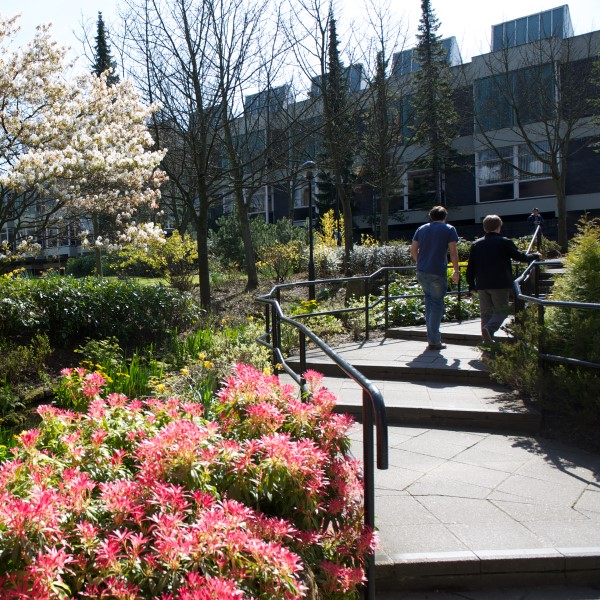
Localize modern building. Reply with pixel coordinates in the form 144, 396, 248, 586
226, 3, 600, 243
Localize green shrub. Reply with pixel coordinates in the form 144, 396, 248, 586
210, 215, 305, 269
0, 333, 51, 384
487, 306, 542, 397
545, 217, 600, 363
347, 244, 411, 275
0, 273, 199, 348
258, 240, 303, 282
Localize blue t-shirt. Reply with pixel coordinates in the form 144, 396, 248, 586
413, 221, 459, 277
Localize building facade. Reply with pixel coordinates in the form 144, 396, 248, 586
226, 4, 600, 242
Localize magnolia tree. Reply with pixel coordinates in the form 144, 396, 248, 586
0, 14, 166, 271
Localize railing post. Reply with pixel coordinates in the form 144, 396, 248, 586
265, 305, 270, 346
362, 389, 376, 600
365, 277, 370, 341
299, 331, 307, 376
384, 270, 389, 333
270, 303, 278, 369
457, 265, 463, 323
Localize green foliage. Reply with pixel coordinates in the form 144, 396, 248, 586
66, 253, 109, 277
546, 217, 600, 363
347, 243, 412, 275
514, 235, 562, 258
258, 240, 303, 282
487, 307, 542, 396
75, 336, 124, 371
0, 380, 25, 419
0, 333, 51, 384
210, 215, 305, 269
456, 239, 472, 262
114, 231, 198, 290
0, 273, 198, 348
165, 318, 270, 381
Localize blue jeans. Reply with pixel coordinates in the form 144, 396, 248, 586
417, 271, 448, 345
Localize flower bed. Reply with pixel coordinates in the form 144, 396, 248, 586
0, 364, 374, 599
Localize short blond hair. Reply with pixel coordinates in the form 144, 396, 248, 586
483, 215, 502, 233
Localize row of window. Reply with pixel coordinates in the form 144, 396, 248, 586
241, 141, 553, 217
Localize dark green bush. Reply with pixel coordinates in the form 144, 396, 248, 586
0, 274, 199, 348
65, 253, 120, 277
210, 215, 306, 268
546, 217, 600, 363
0, 333, 52, 384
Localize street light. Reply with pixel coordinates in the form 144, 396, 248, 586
300, 160, 316, 299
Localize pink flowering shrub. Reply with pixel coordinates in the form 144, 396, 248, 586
0, 364, 375, 599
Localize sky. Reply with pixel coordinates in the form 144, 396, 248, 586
2, 0, 600, 68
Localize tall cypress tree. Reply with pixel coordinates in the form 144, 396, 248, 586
321, 13, 356, 264
412, 0, 457, 205
92, 12, 119, 86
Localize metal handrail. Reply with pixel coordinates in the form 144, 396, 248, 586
260, 264, 467, 342
513, 260, 600, 371
255, 292, 388, 600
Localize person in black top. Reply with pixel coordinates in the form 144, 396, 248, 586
527, 207, 544, 230
466, 215, 541, 342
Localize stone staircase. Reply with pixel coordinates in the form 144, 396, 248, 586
281, 319, 600, 597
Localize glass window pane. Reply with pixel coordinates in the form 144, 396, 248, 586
553, 8, 564, 37
505, 21, 516, 48
479, 184, 514, 202
528, 15, 540, 42
493, 24, 504, 51
541, 10, 552, 38
516, 18, 527, 46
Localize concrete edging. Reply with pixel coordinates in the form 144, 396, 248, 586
375, 547, 600, 591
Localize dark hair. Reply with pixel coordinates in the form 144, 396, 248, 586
429, 206, 448, 221
483, 214, 502, 232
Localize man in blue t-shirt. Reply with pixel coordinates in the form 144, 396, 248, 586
410, 206, 460, 350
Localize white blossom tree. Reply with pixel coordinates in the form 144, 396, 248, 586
0, 14, 166, 269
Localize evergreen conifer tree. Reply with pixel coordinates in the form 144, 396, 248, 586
92, 12, 119, 86
321, 13, 356, 262
412, 0, 458, 205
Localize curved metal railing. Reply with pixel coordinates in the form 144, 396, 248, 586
255, 287, 388, 600
513, 259, 600, 371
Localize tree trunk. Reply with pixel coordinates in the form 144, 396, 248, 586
234, 185, 258, 290
379, 189, 389, 243
195, 211, 211, 309
555, 173, 569, 252
92, 214, 103, 277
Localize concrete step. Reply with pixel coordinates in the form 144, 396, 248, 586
375, 547, 600, 593
286, 336, 494, 386
279, 373, 542, 434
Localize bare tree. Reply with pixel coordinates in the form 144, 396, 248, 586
119, 0, 285, 305
472, 32, 600, 249
356, 1, 424, 242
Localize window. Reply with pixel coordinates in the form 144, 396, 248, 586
478, 147, 514, 185
477, 147, 515, 202
474, 76, 512, 131
518, 142, 551, 178
474, 64, 554, 132
405, 169, 435, 210
476, 143, 553, 203
517, 142, 554, 198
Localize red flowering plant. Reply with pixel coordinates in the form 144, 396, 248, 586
0, 364, 376, 599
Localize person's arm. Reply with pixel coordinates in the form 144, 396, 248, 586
507, 239, 540, 263
410, 240, 419, 264
465, 245, 476, 292
448, 241, 460, 284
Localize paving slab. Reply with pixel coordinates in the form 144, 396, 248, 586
278, 319, 600, 593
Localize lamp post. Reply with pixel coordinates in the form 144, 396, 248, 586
301, 160, 316, 299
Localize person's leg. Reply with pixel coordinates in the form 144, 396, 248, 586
484, 288, 510, 336
478, 289, 494, 333
417, 272, 446, 345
